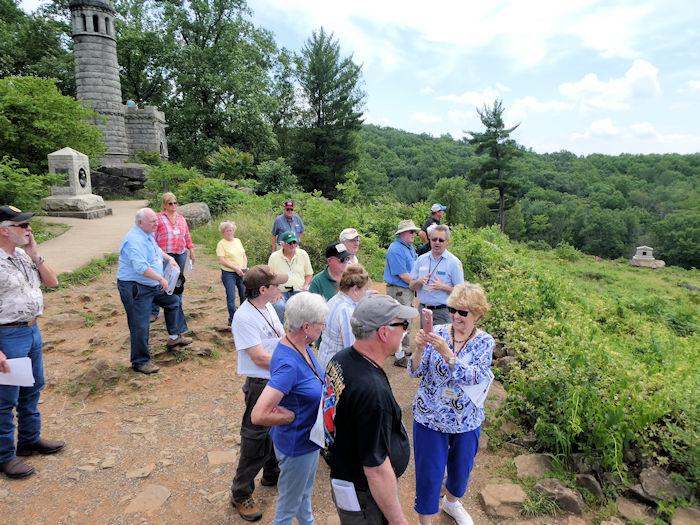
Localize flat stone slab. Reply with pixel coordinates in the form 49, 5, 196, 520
616, 496, 655, 524
125, 484, 171, 514
480, 483, 527, 518
514, 453, 553, 478
672, 506, 700, 525
640, 466, 689, 501
533, 478, 585, 514
126, 463, 155, 479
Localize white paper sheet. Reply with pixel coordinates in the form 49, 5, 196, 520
309, 399, 325, 448
463, 370, 494, 408
162, 264, 180, 295
0, 357, 35, 387
331, 478, 361, 512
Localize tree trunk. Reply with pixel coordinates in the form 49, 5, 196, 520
498, 188, 505, 232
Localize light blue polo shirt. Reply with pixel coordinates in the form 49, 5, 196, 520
410, 249, 464, 306
117, 226, 163, 286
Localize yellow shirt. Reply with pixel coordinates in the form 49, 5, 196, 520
268, 248, 313, 291
216, 238, 246, 272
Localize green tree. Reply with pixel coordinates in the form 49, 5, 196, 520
160, 0, 278, 167
256, 158, 298, 195
0, 76, 104, 174
465, 99, 521, 231
0, 0, 75, 96
206, 146, 255, 181
427, 177, 471, 227
293, 27, 365, 197
653, 211, 700, 269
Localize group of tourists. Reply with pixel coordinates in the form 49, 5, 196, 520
0, 198, 495, 525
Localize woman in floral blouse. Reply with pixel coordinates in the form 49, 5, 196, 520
408, 282, 494, 525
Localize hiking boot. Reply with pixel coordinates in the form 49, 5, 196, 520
393, 356, 407, 368
442, 495, 474, 525
0, 457, 34, 479
260, 476, 278, 486
232, 496, 262, 521
16, 438, 65, 456
167, 335, 193, 348
150, 316, 158, 323
133, 362, 160, 374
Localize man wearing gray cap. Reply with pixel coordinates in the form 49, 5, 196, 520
323, 294, 416, 525
383, 219, 420, 367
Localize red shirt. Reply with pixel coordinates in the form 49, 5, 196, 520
154, 213, 193, 255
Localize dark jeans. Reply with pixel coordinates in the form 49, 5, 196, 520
231, 377, 279, 501
0, 324, 44, 462
152, 251, 188, 318
117, 279, 189, 368
221, 270, 245, 324
331, 482, 388, 525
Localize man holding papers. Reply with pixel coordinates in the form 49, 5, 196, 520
0, 205, 64, 479
323, 295, 416, 524
117, 208, 192, 375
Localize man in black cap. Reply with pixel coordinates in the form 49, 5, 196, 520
0, 205, 65, 479
323, 294, 417, 524
308, 241, 351, 301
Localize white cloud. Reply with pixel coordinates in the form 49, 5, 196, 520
496, 82, 511, 93
419, 87, 434, 94
510, 96, 572, 122
437, 87, 500, 107
631, 122, 656, 139
573, 118, 620, 140
688, 80, 700, 90
410, 112, 442, 124
559, 59, 661, 112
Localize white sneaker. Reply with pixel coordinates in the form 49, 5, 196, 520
441, 495, 474, 525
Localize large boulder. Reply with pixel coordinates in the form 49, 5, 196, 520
178, 202, 211, 229
672, 506, 700, 525
639, 466, 690, 502
479, 483, 527, 518
616, 496, 655, 524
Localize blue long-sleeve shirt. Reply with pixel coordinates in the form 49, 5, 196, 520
117, 226, 163, 286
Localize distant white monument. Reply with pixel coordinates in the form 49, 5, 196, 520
631, 245, 665, 269
41, 147, 112, 219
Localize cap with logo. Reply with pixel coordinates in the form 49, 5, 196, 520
280, 231, 297, 244
284, 200, 294, 209
0, 205, 34, 223
325, 241, 351, 260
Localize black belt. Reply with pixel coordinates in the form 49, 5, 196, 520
0, 318, 37, 327
421, 304, 447, 310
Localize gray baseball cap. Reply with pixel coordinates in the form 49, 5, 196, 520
350, 294, 418, 332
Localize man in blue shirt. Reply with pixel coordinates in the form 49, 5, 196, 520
383, 220, 420, 367
410, 224, 464, 327
117, 208, 192, 374
270, 201, 305, 252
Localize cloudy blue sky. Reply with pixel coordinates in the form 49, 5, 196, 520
21, 0, 700, 156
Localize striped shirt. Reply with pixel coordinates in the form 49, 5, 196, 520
318, 292, 357, 371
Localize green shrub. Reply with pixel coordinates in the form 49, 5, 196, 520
144, 162, 200, 204
555, 241, 582, 262
178, 177, 249, 216
256, 158, 299, 195
206, 146, 255, 181
0, 156, 62, 211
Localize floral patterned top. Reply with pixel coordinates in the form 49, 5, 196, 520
408, 324, 494, 433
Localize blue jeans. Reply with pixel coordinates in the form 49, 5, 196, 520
0, 324, 44, 462
221, 270, 245, 324
272, 290, 300, 324
118, 280, 188, 368
273, 445, 319, 525
413, 421, 480, 515
152, 251, 188, 318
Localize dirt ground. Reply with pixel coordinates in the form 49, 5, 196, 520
3, 247, 523, 525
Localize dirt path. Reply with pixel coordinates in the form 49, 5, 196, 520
3, 247, 519, 525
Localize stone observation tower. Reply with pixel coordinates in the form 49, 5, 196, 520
69, 0, 168, 188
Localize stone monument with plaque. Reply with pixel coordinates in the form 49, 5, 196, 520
630, 245, 665, 269
41, 147, 112, 219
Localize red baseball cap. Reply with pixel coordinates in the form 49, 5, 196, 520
284, 201, 294, 209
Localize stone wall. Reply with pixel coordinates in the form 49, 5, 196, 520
124, 105, 169, 160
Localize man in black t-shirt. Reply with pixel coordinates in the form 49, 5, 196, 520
324, 295, 417, 524
416, 203, 446, 256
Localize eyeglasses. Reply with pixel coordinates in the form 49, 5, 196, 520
285, 208, 294, 211
167, 201, 178, 205
387, 320, 409, 331
286, 240, 297, 245
337, 256, 349, 263
448, 306, 469, 317
431, 237, 447, 243
7, 222, 30, 229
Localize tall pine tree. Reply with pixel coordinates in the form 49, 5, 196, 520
465, 99, 521, 232
292, 28, 364, 197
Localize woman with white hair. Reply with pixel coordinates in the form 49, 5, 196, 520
252, 292, 329, 525
216, 220, 247, 325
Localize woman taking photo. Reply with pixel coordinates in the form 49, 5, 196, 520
318, 264, 371, 370
152, 192, 194, 321
251, 293, 329, 525
216, 220, 247, 325
408, 282, 494, 525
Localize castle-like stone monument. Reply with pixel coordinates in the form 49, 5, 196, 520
69, 0, 167, 193
631, 245, 665, 269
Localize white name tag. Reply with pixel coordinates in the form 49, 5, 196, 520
173, 228, 180, 235
441, 387, 459, 400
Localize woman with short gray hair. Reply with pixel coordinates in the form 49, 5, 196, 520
251, 292, 329, 525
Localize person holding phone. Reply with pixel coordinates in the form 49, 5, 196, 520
408, 283, 494, 525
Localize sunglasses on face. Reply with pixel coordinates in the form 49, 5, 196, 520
285, 208, 293, 211
7, 222, 31, 229
431, 237, 447, 243
448, 306, 469, 317
387, 320, 409, 331
286, 240, 297, 245
337, 256, 349, 263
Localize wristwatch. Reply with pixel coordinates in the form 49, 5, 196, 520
35, 256, 45, 266
448, 356, 456, 366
